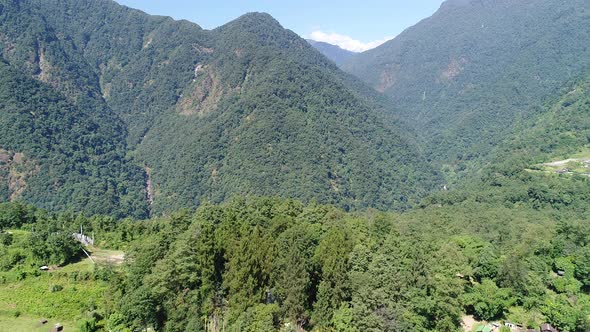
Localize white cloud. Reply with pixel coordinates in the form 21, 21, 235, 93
309, 30, 393, 52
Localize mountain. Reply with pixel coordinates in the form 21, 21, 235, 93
132, 13, 439, 213
0, 0, 439, 215
497, 72, 590, 167
307, 39, 357, 65
343, 0, 590, 174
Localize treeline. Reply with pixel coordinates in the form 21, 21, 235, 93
0, 202, 81, 274
97, 192, 590, 332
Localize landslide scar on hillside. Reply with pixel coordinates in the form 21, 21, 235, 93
377, 63, 400, 93
0, 149, 40, 201
177, 65, 223, 116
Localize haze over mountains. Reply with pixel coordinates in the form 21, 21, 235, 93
343, 0, 590, 176
306, 39, 357, 66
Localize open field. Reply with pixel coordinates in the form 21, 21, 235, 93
0, 276, 104, 331
0, 313, 76, 332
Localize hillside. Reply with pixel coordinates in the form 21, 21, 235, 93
343, 0, 590, 174
306, 39, 357, 66
0, 0, 439, 215
499, 73, 590, 166
135, 13, 438, 213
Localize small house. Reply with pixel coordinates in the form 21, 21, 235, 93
504, 322, 525, 331
476, 325, 492, 332
540, 323, 558, 332
51, 323, 63, 332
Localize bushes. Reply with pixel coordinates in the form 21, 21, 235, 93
0, 231, 13, 246
50, 284, 63, 292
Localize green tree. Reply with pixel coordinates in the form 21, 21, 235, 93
463, 279, 515, 321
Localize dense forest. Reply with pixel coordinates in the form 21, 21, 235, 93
0, 59, 147, 218
0, 0, 440, 216
101, 72, 590, 332
1, 73, 589, 330
1, 167, 589, 331
0, 0, 589, 331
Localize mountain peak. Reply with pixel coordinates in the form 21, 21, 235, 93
442, 0, 474, 6
219, 12, 283, 31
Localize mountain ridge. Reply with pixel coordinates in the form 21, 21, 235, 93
343, 0, 590, 176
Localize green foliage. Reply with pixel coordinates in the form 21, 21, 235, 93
1, 1, 590, 332
0, 202, 35, 230
332, 304, 358, 332
575, 247, 590, 288
0, 56, 147, 217
0, 231, 12, 246
78, 318, 97, 332
135, 12, 439, 213
462, 279, 515, 321
100, 194, 589, 331
232, 303, 280, 332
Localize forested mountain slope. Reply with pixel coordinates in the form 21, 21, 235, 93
426, 71, 590, 212
343, 0, 590, 173
0, 0, 439, 215
136, 13, 438, 213
1, 1, 589, 331
0, 1, 149, 217
3, 73, 590, 330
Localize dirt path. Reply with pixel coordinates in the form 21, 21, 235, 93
89, 248, 125, 265
462, 315, 477, 332
543, 158, 585, 167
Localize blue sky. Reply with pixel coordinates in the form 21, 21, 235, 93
114, 0, 445, 52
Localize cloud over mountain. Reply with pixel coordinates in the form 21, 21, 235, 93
309, 30, 392, 52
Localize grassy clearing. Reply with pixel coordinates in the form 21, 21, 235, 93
570, 146, 590, 159
87, 247, 125, 265
0, 272, 107, 322
0, 232, 122, 330
0, 312, 76, 332
526, 148, 590, 177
